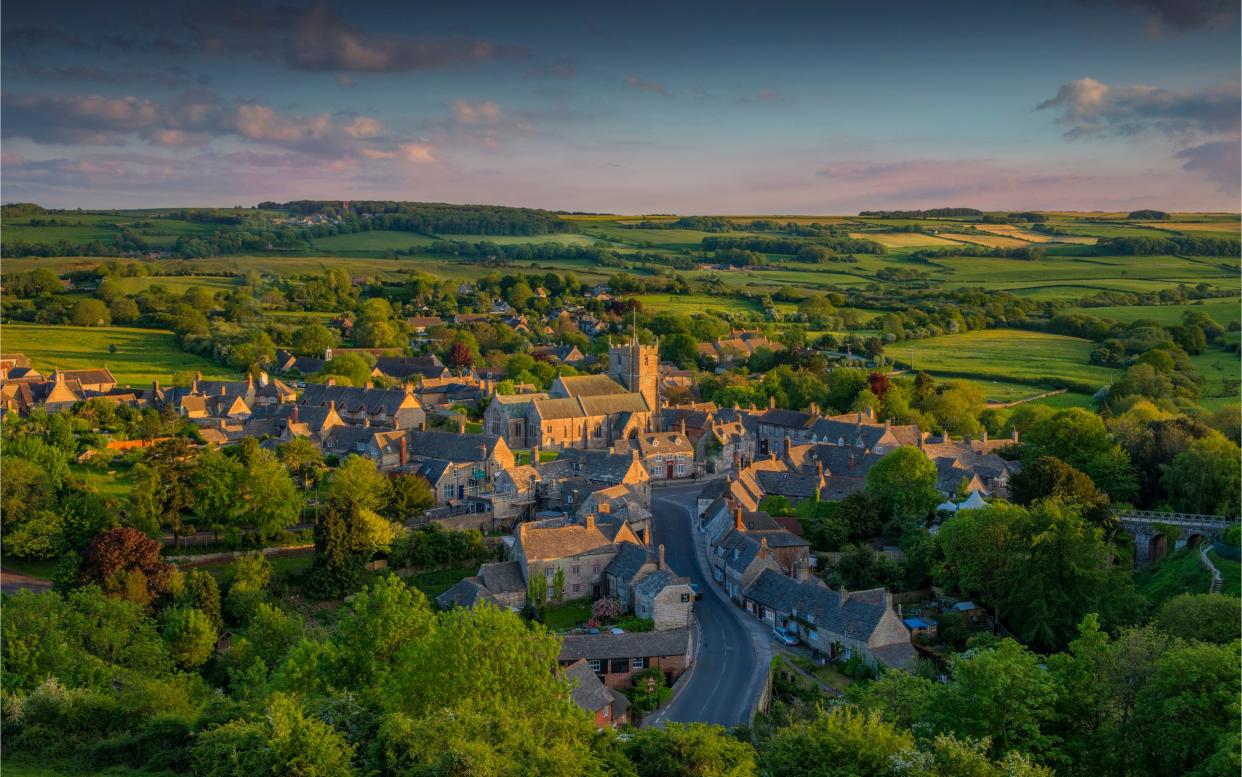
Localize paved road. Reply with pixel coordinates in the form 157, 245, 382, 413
647, 484, 769, 727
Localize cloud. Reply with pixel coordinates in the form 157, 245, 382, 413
1, 90, 433, 164
1176, 141, 1240, 192
452, 100, 503, 125
285, 4, 525, 73
624, 75, 669, 96
738, 89, 782, 104
1, 25, 86, 49
1037, 77, 1240, 138
1105, 0, 1233, 31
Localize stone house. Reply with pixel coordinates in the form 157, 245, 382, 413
565, 658, 629, 729
513, 513, 640, 601
612, 429, 696, 480
558, 628, 692, 690
633, 564, 694, 632
741, 569, 916, 669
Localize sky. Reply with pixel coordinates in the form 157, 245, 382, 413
2, 0, 1239, 213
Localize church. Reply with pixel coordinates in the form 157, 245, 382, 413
484, 335, 660, 451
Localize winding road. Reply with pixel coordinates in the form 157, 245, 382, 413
646, 483, 771, 727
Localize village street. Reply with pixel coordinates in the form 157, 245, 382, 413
647, 484, 771, 727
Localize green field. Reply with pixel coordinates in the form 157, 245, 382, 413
1191, 348, 1242, 411
903, 329, 1118, 391
432, 232, 601, 246
112, 275, 241, 294
1070, 298, 1242, 325
1, 323, 239, 386
310, 230, 440, 253
636, 293, 765, 315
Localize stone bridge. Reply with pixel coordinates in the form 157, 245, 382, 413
1116, 510, 1238, 567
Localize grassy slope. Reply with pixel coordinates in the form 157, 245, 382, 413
903, 329, 1118, 390
1070, 299, 1242, 325
1, 322, 238, 386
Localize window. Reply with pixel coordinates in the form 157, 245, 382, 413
589, 659, 602, 673
680, 593, 690, 603
677, 463, 685, 475
442, 483, 454, 498
572, 565, 580, 575
573, 583, 581, 593
593, 564, 600, 574
631, 657, 645, 670
546, 567, 555, 578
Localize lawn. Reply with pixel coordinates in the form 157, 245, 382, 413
198, 552, 314, 585
405, 565, 477, 599
636, 293, 764, 315
431, 232, 601, 246
69, 461, 136, 502
1, 322, 238, 387
903, 329, 1118, 392
1190, 347, 1241, 411
0, 759, 159, 777
540, 598, 594, 631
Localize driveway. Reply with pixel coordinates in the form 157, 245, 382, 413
645, 484, 771, 727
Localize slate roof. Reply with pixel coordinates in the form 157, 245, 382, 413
300, 384, 417, 416
542, 449, 643, 485
61, 367, 116, 386
756, 470, 823, 499
565, 659, 615, 713
554, 374, 629, 398
698, 479, 727, 502
373, 356, 448, 381
519, 518, 616, 560
743, 569, 904, 646
634, 569, 686, 600
606, 541, 653, 583
490, 392, 548, 418
558, 628, 691, 661
479, 561, 525, 594
435, 576, 502, 610
404, 429, 503, 462
758, 408, 818, 430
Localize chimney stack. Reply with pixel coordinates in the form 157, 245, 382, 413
399, 435, 408, 466
759, 537, 768, 559
784, 433, 792, 455
898, 603, 904, 619
840, 584, 849, 603
816, 460, 824, 478
458, 414, 466, 433
196, 370, 203, 382
981, 428, 988, 445
291, 405, 299, 423
768, 395, 776, 410
1012, 427, 1020, 444
585, 512, 596, 532
810, 402, 819, 416
734, 508, 745, 532
680, 418, 686, 436
884, 418, 891, 432
598, 501, 610, 514
152, 379, 160, 394
642, 527, 651, 546
657, 544, 665, 571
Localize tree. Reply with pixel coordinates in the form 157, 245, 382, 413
191, 693, 355, 777
109, 296, 140, 324
1161, 434, 1241, 516
624, 723, 758, 777
69, 298, 111, 326
551, 567, 566, 604
627, 666, 672, 714
936, 504, 1021, 634
1154, 593, 1240, 644
929, 639, 1059, 760
308, 458, 401, 598
184, 569, 223, 632
162, 606, 216, 669
1134, 640, 1241, 777
1008, 456, 1111, 527
233, 447, 302, 541
292, 323, 338, 357
866, 446, 939, 538
1022, 408, 1138, 502
762, 707, 912, 777
382, 474, 434, 522
78, 527, 174, 607
448, 340, 475, 369
317, 352, 373, 387
277, 437, 324, 490
191, 446, 242, 537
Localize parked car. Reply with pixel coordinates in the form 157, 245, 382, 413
690, 583, 702, 600
772, 626, 799, 646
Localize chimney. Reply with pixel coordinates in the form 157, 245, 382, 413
219, 385, 227, 396
291, 405, 299, 423
1012, 427, 1020, 444
598, 501, 610, 514
981, 428, 988, 445
585, 512, 596, 532
840, 584, 849, 603
783, 433, 792, 455
328, 399, 336, 413
363, 417, 370, 428
458, 414, 466, 433
247, 372, 254, 389
919, 430, 929, 448
399, 435, 408, 466
632, 448, 641, 463
196, 370, 202, 382
796, 559, 809, 581
759, 537, 769, 559
884, 418, 891, 432
420, 416, 428, 431
769, 451, 777, 462
326, 377, 336, 387
856, 411, 863, 424
816, 460, 824, 478
734, 508, 746, 532
657, 544, 665, 571
642, 527, 651, 546
898, 603, 904, 619
768, 395, 776, 409
867, 406, 876, 422
848, 450, 856, 472
680, 418, 686, 436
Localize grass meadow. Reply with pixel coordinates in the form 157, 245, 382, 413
1, 323, 238, 386
902, 329, 1118, 391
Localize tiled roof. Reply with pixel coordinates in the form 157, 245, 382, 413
758, 409, 817, 429
479, 561, 525, 594
404, 430, 502, 462
558, 628, 691, 661
300, 384, 416, 415
435, 577, 503, 610
519, 518, 616, 561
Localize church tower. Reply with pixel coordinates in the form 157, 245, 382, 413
608, 332, 660, 413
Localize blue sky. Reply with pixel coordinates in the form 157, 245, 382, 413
2, 0, 1238, 212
